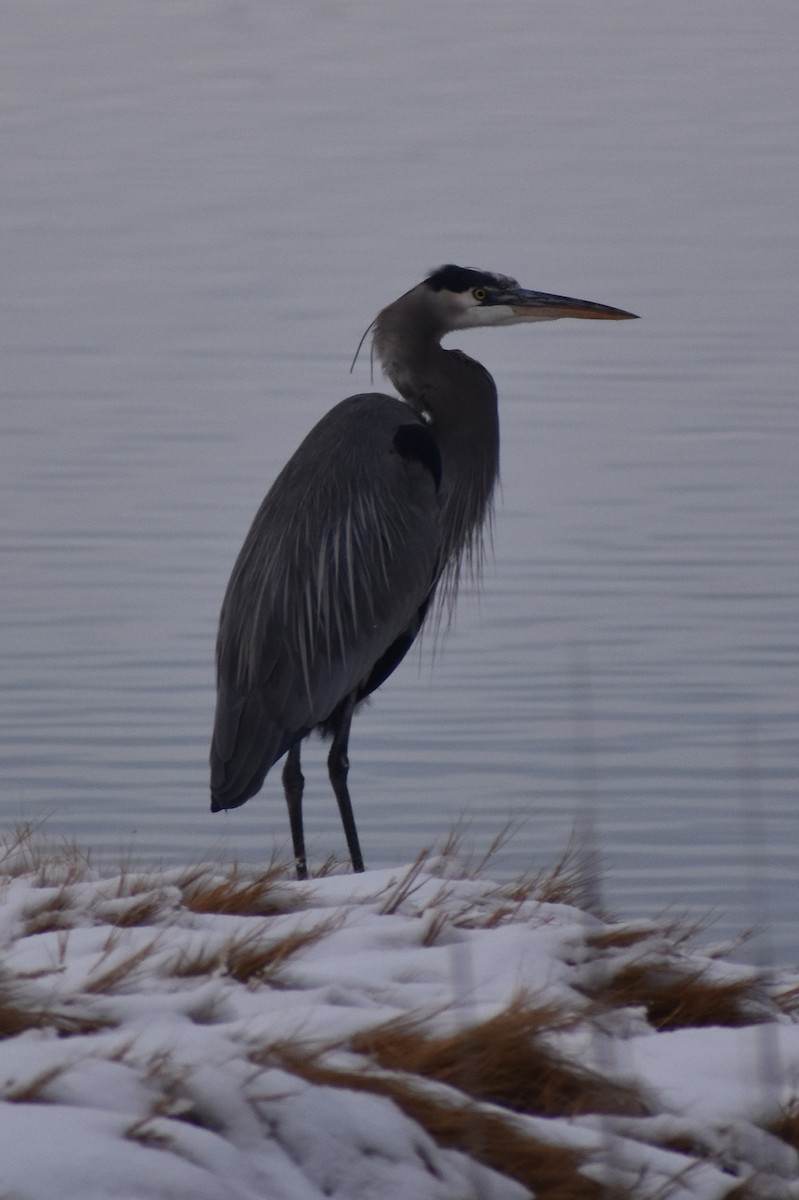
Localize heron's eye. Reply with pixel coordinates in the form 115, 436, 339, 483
472, 288, 487, 302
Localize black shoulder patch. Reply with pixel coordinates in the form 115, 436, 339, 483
393, 423, 442, 491
425, 264, 495, 294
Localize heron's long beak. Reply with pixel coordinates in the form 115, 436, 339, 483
506, 288, 638, 322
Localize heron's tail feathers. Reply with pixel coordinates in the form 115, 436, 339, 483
209, 691, 288, 812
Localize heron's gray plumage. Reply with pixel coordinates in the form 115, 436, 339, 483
210, 264, 637, 877
211, 394, 442, 811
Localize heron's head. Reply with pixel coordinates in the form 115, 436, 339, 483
423, 264, 638, 330
367, 264, 637, 393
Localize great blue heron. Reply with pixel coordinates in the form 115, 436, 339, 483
210, 264, 637, 878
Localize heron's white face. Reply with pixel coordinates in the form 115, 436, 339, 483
436, 271, 540, 331
442, 287, 525, 330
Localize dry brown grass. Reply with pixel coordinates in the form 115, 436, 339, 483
0, 821, 51, 875
0, 823, 92, 888
774, 983, 799, 1018
419, 909, 451, 947
435, 837, 606, 933
169, 917, 337, 984
265, 1044, 614, 1200
97, 892, 169, 928
351, 999, 647, 1120
584, 962, 767, 1030
0, 975, 113, 1039
119, 1049, 233, 1136
432, 819, 559, 890
523, 842, 598, 909
3, 1061, 71, 1103
461, 821, 527, 880
178, 862, 296, 918
722, 1183, 780, 1200
768, 1100, 799, 1154
19, 877, 168, 935
84, 937, 163, 994
246, 991, 652, 1197
378, 848, 436, 915
587, 926, 656, 952
310, 853, 340, 878
124, 1116, 175, 1149
0, 997, 112, 1040
21, 885, 78, 935
411, 821, 591, 905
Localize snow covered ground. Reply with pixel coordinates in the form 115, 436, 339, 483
1, 830, 799, 1199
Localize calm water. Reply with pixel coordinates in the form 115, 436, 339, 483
2, 2, 797, 958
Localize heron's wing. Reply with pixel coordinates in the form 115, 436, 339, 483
210, 393, 441, 810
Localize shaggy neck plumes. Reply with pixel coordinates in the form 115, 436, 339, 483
372, 286, 500, 611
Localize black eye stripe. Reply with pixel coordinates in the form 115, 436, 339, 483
425, 265, 497, 293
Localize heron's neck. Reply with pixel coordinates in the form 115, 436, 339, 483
372, 301, 441, 401
372, 307, 500, 576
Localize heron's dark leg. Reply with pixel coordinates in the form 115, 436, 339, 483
328, 697, 364, 873
282, 742, 307, 881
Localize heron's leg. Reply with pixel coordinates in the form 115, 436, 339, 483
328, 698, 364, 873
282, 742, 307, 881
